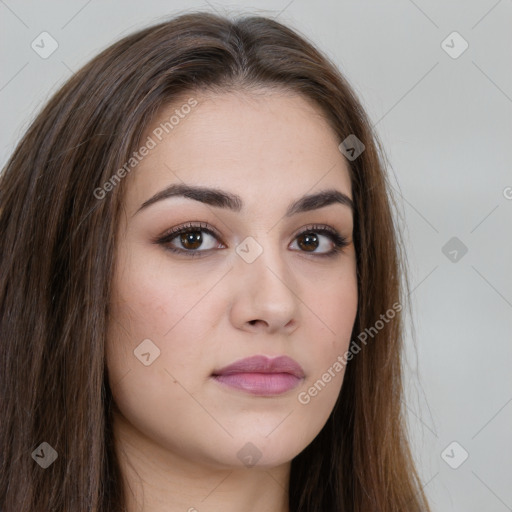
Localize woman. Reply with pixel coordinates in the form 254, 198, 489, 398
0, 11, 431, 512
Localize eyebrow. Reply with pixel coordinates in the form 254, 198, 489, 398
135, 183, 353, 217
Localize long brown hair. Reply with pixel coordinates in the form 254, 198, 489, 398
0, 11, 430, 511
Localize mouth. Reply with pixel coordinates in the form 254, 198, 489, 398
211, 355, 305, 396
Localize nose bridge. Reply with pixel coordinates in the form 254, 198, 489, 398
233, 233, 299, 318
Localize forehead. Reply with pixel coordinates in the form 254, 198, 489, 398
123, 90, 352, 216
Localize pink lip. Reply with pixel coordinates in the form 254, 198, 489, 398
211, 355, 305, 396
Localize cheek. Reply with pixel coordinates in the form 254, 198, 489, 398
106, 249, 226, 392
110, 247, 217, 339
105, 260, 216, 454
293, 266, 358, 416
312, 262, 358, 351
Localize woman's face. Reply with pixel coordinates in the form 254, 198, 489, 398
106, 90, 358, 470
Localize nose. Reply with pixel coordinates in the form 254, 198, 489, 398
228, 241, 300, 335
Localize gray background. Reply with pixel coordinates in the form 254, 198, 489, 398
1, 1, 511, 510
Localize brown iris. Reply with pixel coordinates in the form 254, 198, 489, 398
180, 231, 203, 250
297, 232, 319, 252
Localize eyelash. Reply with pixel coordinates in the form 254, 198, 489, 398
154, 222, 349, 258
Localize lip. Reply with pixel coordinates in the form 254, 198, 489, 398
211, 355, 305, 396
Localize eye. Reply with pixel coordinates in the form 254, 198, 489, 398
154, 222, 224, 258
290, 224, 349, 257
154, 222, 348, 258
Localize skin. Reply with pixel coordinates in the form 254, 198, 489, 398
106, 89, 358, 512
